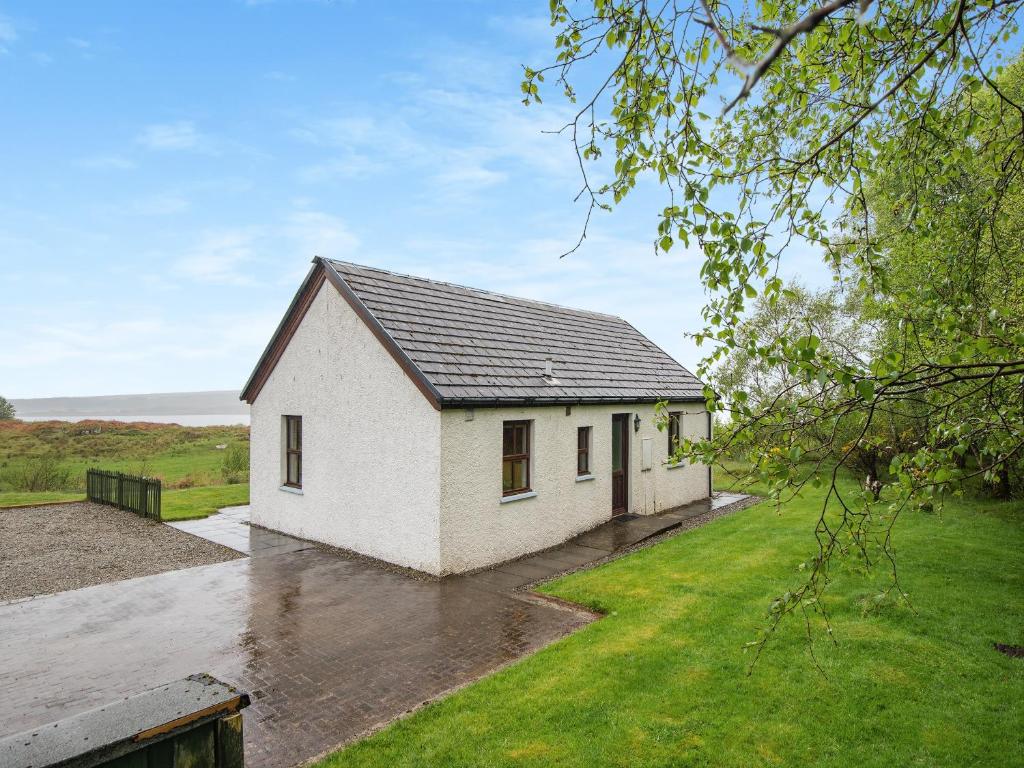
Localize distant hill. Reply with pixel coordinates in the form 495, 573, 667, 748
11, 390, 247, 418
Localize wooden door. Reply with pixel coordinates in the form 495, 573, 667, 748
611, 414, 629, 515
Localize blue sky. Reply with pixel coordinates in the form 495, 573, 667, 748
0, 0, 823, 399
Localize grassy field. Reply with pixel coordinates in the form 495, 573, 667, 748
0, 420, 249, 515
0, 419, 248, 487
321, 478, 1023, 767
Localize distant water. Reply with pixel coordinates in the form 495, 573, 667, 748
19, 414, 250, 427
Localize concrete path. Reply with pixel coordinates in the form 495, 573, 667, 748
0, 493, 750, 768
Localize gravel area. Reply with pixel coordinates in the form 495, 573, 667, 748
0, 502, 243, 603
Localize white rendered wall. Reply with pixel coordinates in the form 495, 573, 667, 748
438, 402, 710, 574
249, 283, 443, 573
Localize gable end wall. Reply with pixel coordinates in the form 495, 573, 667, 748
249, 282, 442, 573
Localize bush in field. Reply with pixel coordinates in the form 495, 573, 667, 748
0, 396, 14, 421
221, 443, 249, 485
4, 454, 74, 492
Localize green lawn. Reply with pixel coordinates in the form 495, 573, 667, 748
321, 481, 1023, 767
160, 483, 250, 521
0, 483, 248, 520
0, 490, 84, 507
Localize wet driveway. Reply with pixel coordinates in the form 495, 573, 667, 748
0, 494, 749, 768
0, 528, 592, 768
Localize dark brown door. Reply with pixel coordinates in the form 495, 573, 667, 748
611, 414, 629, 515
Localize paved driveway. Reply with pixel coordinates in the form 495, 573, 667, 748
0, 540, 589, 768
0, 495, 748, 768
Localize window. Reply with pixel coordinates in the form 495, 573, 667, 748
667, 412, 682, 455
284, 415, 302, 488
502, 420, 531, 496
577, 426, 591, 476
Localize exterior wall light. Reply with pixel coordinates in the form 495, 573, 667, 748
634, 413, 641, 433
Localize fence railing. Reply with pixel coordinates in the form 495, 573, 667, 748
86, 469, 162, 521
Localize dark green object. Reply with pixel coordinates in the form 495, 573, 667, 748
0, 674, 249, 768
86, 468, 162, 521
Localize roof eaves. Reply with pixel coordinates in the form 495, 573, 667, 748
240, 262, 326, 404
437, 394, 708, 409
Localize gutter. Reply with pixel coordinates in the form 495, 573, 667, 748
438, 396, 707, 409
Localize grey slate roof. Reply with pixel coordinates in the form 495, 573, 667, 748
329, 260, 705, 406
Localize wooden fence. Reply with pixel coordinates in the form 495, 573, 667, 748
86, 469, 162, 521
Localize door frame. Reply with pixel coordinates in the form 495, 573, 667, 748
611, 413, 630, 516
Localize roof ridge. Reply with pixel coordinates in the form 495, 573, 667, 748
326, 259, 624, 322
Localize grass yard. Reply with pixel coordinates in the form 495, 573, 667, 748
160, 483, 250, 521
321, 479, 1023, 768
0, 484, 249, 520
0, 490, 84, 507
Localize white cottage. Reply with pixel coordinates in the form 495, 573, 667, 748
241, 258, 711, 575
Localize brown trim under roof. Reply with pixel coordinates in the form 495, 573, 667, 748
240, 265, 326, 404
436, 396, 706, 408
320, 258, 443, 410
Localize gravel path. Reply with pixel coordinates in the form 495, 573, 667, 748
0, 502, 243, 603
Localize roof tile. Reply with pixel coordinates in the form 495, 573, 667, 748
329, 260, 705, 405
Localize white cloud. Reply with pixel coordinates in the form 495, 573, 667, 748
432, 156, 507, 192
0, 306, 284, 393
290, 56, 581, 201
169, 211, 358, 287
131, 193, 190, 216
77, 154, 137, 170
284, 210, 359, 263
264, 70, 296, 82
485, 14, 552, 41
296, 152, 383, 182
0, 14, 17, 54
137, 121, 206, 151
174, 230, 259, 285
291, 102, 575, 201
291, 115, 421, 154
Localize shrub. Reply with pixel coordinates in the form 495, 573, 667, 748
4, 454, 74, 491
221, 442, 250, 485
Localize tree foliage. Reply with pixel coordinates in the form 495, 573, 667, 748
0, 396, 15, 421
526, 0, 1024, 653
